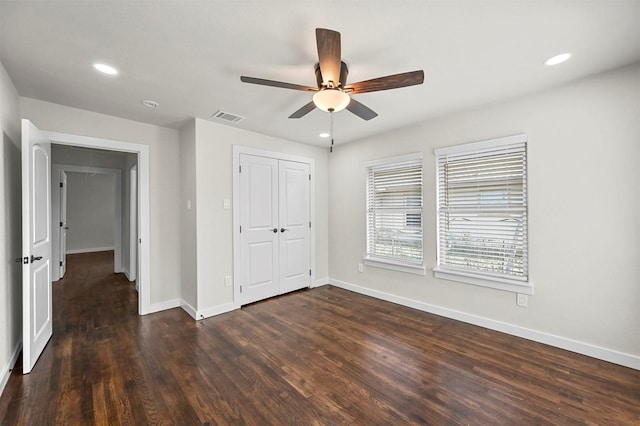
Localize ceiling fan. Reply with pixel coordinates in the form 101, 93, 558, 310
240, 28, 424, 121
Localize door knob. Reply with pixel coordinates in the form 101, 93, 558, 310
280, 228, 289, 233
272, 228, 278, 233
30, 255, 43, 263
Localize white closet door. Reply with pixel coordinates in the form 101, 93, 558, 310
278, 160, 311, 293
238, 154, 312, 305
239, 154, 280, 305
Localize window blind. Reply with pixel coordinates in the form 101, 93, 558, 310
435, 135, 528, 281
366, 154, 423, 265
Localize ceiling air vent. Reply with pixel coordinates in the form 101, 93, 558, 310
212, 110, 245, 123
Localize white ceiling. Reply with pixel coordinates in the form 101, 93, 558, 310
1, 1, 639, 147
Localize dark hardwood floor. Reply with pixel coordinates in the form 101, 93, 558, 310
1, 251, 638, 425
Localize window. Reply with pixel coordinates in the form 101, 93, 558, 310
434, 134, 531, 294
365, 153, 424, 275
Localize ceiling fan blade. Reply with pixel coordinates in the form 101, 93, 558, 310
289, 101, 316, 119
316, 28, 342, 87
346, 70, 424, 94
346, 98, 378, 121
240, 76, 317, 92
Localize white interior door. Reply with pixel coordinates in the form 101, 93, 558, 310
239, 154, 311, 305
21, 119, 53, 374
59, 170, 68, 278
279, 160, 311, 293
239, 154, 279, 305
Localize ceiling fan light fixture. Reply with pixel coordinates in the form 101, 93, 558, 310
313, 89, 350, 113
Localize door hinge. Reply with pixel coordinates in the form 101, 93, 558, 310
309, 221, 311, 228
60, 221, 63, 227
239, 225, 242, 233
239, 165, 242, 173
60, 182, 64, 188
240, 285, 243, 293
309, 269, 312, 276
309, 174, 311, 181
59, 261, 63, 267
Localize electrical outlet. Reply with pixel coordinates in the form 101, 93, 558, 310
225, 275, 232, 287
358, 263, 364, 273
223, 198, 231, 210
516, 293, 528, 307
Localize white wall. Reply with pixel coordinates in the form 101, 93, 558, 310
192, 119, 329, 314
328, 63, 640, 362
179, 120, 197, 309
0, 62, 22, 394
65, 172, 116, 252
20, 97, 181, 305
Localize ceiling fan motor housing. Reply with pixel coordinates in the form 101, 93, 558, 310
315, 61, 349, 89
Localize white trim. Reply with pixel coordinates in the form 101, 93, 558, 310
364, 256, 426, 275
311, 277, 329, 288
434, 133, 527, 156
434, 267, 534, 295
65, 246, 116, 255
42, 130, 151, 316
196, 303, 239, 321
146, 298, 181, 314
328, 278, 640, 370
180, 300, 197, 320
128, 165, 138, 282
365, 151, 423, 168
180, 300, 239, 321
0, 343, 22, 397
232, 145, 316, 307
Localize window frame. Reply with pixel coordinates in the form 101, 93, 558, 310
433, 134, 533, 294
364, 152, 425, 275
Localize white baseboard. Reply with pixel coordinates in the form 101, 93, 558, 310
311, 277, 329, 288
145, 298, 181, 315
194, 302, 239, 320
66, 246, 114, 255
180, 300, 197, 320
1, 342, 22, 397
180, 300, 239, 321
329, 278, 640, 370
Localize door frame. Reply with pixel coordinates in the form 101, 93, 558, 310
232, 145, 315, 306
41, 131, 151, 315
51, 164, 123, 281
129, 165, 138, 283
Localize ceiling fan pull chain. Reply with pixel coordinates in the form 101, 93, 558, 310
330, 110, 334, 153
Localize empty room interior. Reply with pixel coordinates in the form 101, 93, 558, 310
0, 1, 639, 424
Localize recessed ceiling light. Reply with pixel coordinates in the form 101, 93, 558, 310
545, 53, 571, 66
93, 63, 118, 75
142, 100, 159, 108
319, 133, 330, 138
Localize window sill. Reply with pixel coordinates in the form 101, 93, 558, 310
433, 267, 534, 295
364, 257, 426, 275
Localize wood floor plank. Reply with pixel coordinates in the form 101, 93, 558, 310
1, 250, 638, 425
